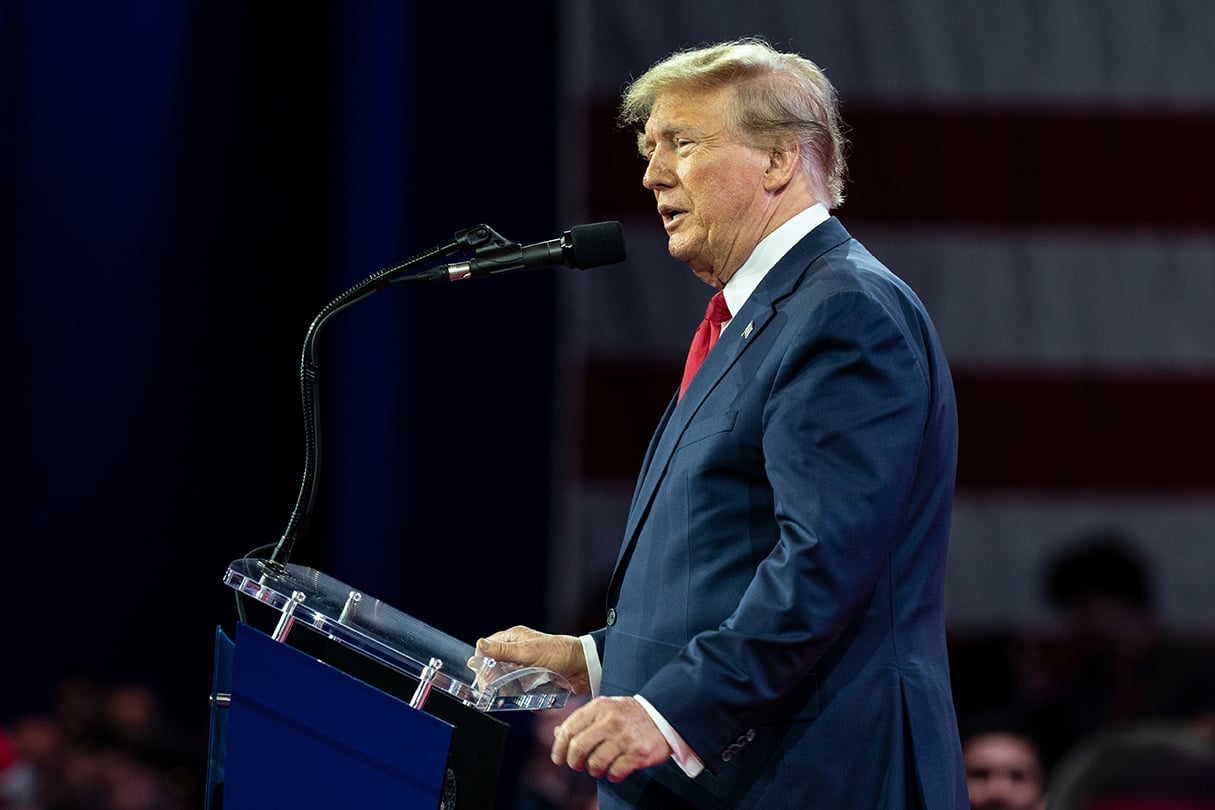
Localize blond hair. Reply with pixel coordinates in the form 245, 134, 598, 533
619, 37, 848, 207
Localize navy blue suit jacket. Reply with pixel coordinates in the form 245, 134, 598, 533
591, 219, 968, 808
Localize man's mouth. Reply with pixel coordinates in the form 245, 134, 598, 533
659, 205, 686, 226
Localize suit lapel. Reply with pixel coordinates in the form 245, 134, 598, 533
608, 219, 854, 592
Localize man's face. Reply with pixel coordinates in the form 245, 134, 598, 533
640, 84, 776, 288
964, 733, 1045, 810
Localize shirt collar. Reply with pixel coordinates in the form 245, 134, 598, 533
721, 203, 830, 318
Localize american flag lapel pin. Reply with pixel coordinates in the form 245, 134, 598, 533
742, 321, 754, 339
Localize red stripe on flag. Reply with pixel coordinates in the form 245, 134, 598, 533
587, 101, 1215, 229
954, 369, 1215, 494
579, 362, 1215, 493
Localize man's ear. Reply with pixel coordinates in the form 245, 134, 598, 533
762, 143, 800, 192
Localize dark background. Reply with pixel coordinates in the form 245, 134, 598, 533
3, 0, 562, 794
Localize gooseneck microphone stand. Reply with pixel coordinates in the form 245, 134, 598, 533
266, 223, 512, 570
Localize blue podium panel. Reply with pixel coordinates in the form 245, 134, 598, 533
223, 622, 453, 809
206, 627, 236, 808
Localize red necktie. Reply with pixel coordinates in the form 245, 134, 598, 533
679, 291, 731, 400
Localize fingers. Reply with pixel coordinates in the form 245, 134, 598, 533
474, 637, 504, 659
476, 625, 524, 651
476, 625, 540, 661
550, 697, 673, 783
551, 703, 623, 779
474, 628, 591, 694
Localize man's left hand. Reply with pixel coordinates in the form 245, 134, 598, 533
550, 696, 673, 782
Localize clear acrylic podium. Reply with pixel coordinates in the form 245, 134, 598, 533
207, 557, 572, 809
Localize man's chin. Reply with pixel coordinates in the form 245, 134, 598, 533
664, 236, 698, 267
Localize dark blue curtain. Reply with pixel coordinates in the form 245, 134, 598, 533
2, 1, 557, 792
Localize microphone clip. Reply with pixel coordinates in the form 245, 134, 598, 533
453, 223, 516, 257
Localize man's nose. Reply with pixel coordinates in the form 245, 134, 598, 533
643, 150, 671, 189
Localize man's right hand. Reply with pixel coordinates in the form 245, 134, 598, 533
475, 625, 591, 694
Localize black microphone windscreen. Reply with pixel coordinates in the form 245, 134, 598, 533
568, 221, 627, 269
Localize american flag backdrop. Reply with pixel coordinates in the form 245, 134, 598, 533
546, 1, 1215, 637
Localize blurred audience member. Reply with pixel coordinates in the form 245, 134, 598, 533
1036, 529, 1215, 764
6, 677, 201, 809
961, 709, 1048, 810
0, 726, 39, 809
1046, 721, 1215, 810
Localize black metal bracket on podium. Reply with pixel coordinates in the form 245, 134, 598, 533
206, 558, 572, 809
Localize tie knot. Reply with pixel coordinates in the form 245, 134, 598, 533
705, 291, 731, 325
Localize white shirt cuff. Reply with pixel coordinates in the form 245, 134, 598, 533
578, 634, 602, 697
634, 695, 705, 778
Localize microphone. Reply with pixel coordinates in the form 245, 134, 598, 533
420, 221, 626, 282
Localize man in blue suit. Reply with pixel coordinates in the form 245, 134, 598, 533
478, 38, 968, 808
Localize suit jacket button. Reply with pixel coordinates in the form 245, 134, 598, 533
721, 749, 734, 762
606, 608, 617, 626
